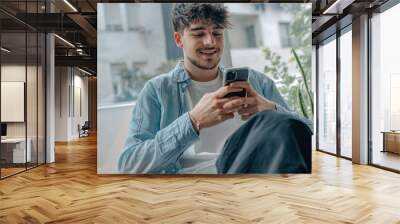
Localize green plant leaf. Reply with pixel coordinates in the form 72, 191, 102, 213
297, 86, 309, 119
292, 48, 314, 115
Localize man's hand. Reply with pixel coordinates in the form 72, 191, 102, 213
222, 81, 276, 120
189, 85, 244, 131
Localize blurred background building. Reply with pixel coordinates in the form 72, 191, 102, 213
97, 3, 307, 106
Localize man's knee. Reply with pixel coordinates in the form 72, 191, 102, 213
244, 110, 311, 150
279, 117, 311, 137
252, 110, 307, 128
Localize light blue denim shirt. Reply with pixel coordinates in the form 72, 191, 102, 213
118, 62, 310, 174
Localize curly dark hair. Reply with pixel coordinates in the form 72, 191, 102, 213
172, 3, 231, 33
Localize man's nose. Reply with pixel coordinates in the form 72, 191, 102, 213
203, 33, 216, 46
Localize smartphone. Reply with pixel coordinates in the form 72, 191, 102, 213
223, 67, 249, 98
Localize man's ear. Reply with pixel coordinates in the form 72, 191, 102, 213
174, 32, 184, 48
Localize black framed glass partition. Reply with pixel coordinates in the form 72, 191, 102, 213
370, 2, 400, 172
0, 0, 28, 178
27, 27, 38, 170
1, 31, 28, 177
316, 24, 353, 160
0, 1, 46, 179
315, 0, 400, 172
317, 35, 337, 155
339, 26, 352, 159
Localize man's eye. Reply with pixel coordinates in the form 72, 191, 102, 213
213, 33, 223, 36
192, 33, 204, 37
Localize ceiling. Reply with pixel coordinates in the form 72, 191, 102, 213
1, 0, 98, 74
311, 0, 390, 44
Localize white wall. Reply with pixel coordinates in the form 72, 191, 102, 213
71, 74, 89, 138
1, 65, 26, 81
97, 104, 133, 174
55, 67, 89, 141
55, 67, 68, 141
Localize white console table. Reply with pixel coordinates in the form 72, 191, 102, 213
1, 138, 31, 163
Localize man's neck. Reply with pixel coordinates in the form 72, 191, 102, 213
183, 60, 219, 82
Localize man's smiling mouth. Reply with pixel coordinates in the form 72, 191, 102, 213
199, 49, 217, 56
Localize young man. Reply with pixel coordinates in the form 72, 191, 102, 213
118, 3, 312, 174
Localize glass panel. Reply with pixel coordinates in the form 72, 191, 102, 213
27, 30, 38, 169
371, 4, 400, 171
0, 1, 46, 178
1, 30, 27, 177
318, 37, 337, 154
26, 0, 38, 169
312, 46, 317, 150
340, 29, 352, 158
38, 32, 45, 165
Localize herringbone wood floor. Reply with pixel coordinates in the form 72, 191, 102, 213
1, 134, 400, 224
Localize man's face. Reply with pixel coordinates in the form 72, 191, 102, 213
175, 21, 224, 70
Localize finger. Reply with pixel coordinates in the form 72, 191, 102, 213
216, 112, 234, 122
223, 113, 235, 120
238, 105, 258, 115
214, 97, 240, 108
242, 97, 257, 107
215, 86, 244, 98
229, 81, 254, 94
225, 96, 257, 110
229, 81, 249, 87
230, 82, 251, 94
215, 108, 235, 115
222, 98, 245, 110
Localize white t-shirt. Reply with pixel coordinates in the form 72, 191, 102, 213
179, 72, 245, 174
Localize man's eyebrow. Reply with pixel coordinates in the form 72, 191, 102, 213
189, 26, 206, 31
189, 26, 224, 31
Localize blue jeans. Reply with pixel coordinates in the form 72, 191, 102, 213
216, 110, 312, 174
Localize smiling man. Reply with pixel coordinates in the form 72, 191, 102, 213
118, 3, 312, 174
